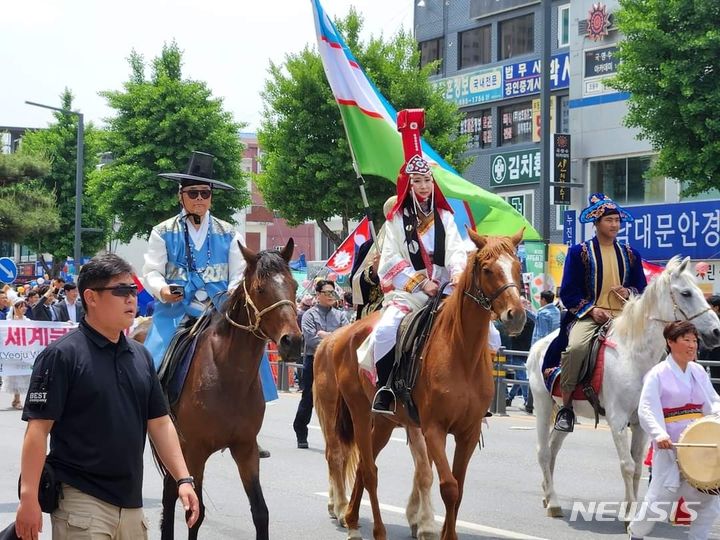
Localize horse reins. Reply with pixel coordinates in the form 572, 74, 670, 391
649, 287, 712, 325
463, 257, 519, 310
224, 280, 296, 340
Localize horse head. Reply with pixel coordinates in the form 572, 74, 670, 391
464, 227, 526, 335
661, 256, 720, 349
226, 238, 303, 362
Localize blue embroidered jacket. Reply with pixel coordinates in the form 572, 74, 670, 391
560, 237, 647, 319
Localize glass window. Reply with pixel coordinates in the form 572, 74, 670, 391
590, 156, 665, 204
557, 5, 570, 48
499, 14, 534, 60
19, 245, 36, 263
419, 38, 444, 75
459, 26, 491, 69
499, 101, 533, 146
0, 241, 13, 258
559, 95, 569, 133
460, 109, 493, 149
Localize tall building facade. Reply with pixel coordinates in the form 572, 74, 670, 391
417, 1, 720, 291
416, 0, 570, 242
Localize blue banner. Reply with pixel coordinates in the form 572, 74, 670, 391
563, 209, 576, 246
503, 52, 570, 99
617, 200, 720, 261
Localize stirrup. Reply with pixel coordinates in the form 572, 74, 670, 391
371, 387, 396, 415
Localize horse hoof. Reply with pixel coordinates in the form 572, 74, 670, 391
417, 531, 440, 540
328, 503, 337, 520
547, 506, 563, 518
339, 516, 349, 529
542, 498, 548, 508
347, 529, 362, 540
410, 524, 418, 538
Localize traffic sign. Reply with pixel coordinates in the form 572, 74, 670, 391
0, 257, 18, 284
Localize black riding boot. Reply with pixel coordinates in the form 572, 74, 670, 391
554, 406, 575, 432
371, 348, 395, 414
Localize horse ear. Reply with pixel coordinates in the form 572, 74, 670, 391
677, 256, 691, 275
510, 227, 525, 247
237, 240, 259, 266
280, 238, 295, 262
466, 226, 487, 250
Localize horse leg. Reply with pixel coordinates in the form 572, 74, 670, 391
534, 390, 563, 516
230, 440, 269, 540
423, 424, 458, 540
343, 402, 386, 540
160, 472, 179, 540
345, 466, 365, 540
629, 423, 648, 500
442, 428, 480, 540
183, 449, 210, 540
325, 431, 348, 522
405, 426, 438, 540
609, 425, 636, 521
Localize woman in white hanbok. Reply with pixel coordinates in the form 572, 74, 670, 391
367, 111, 467, 412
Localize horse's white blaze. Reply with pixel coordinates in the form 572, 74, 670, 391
498, 254, 518, 297
273, 274, 285, 285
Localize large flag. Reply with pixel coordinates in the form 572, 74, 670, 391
642, 260, 664, 282
326, 216, 371, 275
310, 0, 540, 240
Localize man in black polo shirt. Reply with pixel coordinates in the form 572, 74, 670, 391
15, 254, 199, 540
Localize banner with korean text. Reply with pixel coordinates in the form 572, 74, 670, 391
0, 320, 77, 377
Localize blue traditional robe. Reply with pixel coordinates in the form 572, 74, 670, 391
543, 237, 646, 371
143, 212, 277, 401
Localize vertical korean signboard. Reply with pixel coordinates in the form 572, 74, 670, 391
553, 133, 571, 205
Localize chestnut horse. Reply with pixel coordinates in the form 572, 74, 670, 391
314, 229, 526, 540
157, 241, 302, 540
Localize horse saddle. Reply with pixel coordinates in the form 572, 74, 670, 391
544, 321, 612, 427
158, 311, 213, 408
387, 286, 448, 424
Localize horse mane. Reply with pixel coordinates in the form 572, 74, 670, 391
612, 255, 685, 343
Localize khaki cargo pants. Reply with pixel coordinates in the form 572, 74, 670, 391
51, 484, 148, 540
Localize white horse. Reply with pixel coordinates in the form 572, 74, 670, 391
527, 256, 720, 519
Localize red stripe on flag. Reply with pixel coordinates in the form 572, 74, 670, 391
336, 99, 384, 119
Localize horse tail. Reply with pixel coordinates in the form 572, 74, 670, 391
335, 393, 354, 447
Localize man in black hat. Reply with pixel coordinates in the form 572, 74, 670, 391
143, 151, 245, 371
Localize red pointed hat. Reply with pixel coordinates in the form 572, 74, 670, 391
386, 109, 452, 219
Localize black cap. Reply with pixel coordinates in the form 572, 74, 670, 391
159, 151, 236, 191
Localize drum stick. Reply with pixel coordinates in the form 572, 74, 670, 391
673, 443, 718, 448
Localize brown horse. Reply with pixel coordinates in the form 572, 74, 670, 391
158, 240, 302, 540
314, 229, 526, 540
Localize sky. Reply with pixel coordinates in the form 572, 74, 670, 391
1, 0, 413, 132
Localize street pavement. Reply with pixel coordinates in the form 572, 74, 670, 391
0, 390, 717, 539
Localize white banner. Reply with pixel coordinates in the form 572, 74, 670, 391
0, 320, 77, 377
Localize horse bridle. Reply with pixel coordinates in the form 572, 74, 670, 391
650, 287, 712, 325
224, 279, 296, 340
463, 256, 519, 311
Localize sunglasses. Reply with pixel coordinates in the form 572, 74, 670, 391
183, 189, 212, 200
91, 284, 139, 298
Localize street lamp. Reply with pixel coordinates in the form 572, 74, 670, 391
25, 100, 84, 266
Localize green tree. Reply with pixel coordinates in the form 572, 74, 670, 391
612, 0, 720, 195
89, 42, 249, 243
19, 90, 106, 276
258, 10, 468, 244
0, 153, 59, 243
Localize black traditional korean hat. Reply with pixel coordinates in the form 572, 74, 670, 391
159, 151, 235, 191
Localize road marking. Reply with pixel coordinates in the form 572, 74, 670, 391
308, 424, 406, 443
314, 492, 549, 540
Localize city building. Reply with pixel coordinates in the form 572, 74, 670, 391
416, 0, 720, 293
